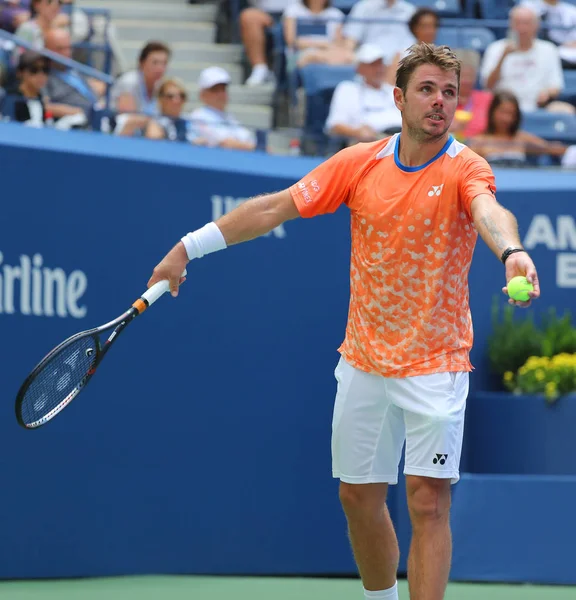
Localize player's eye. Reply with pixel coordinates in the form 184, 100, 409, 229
444, 89, 455, 97
421, 86, 431, 93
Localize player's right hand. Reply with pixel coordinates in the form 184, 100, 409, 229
147, 242, 189, 297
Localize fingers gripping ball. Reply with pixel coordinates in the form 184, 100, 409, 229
507, 276, 534, 302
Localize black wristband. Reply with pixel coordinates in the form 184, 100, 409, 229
501, 247, 526, 264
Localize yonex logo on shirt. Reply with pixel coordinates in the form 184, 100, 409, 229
428, 184, 444, 197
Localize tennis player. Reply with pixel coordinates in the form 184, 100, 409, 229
148, 43, 540, 600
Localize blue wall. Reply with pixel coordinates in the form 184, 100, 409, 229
0, 124, 574, 582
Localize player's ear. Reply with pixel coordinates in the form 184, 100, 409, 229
393, 86, 404, 111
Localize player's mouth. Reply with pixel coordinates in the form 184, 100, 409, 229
426, 113, 445, 124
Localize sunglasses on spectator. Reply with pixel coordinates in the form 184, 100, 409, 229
162, 92, 186, 100
27, 65, 50, 74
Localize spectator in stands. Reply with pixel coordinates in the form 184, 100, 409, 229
241, 0, 294, 86
450, 49, 492, 141
325, 43, 401, 144
386, 8, 439, 84
480, 6, 574, 113
43, 28, 106, 121
521, 0, 576, 68
144, 78, 205, 144
110, 41, 170, 116
0, 0, 30, 33
342, 0, 416, 65
282, 0, 349, 68
469, 90, 567, 166
190, 66, 256, 151
1, 49, 48, 125
14, 0, 68, 51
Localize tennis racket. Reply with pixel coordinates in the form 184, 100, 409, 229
15, 273, 185, 429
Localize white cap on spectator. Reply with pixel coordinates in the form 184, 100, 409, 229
355, 44, 387, 65
198, 66, 231, 90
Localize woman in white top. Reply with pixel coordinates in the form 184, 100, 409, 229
14, 0, 67, 51
283, 0, 350, 68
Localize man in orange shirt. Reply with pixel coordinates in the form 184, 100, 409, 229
148, 43, 540, 600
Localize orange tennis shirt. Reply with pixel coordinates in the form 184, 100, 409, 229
289, 134, 496, 378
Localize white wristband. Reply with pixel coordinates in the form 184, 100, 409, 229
181, 222, 227, 261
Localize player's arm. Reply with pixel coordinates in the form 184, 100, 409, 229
148, 189, 299, 296
471, 193, 540, 307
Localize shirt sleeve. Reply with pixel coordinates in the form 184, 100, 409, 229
546, 43, 564, 91
479, 41, 501, 88
458, 155, 497, 219
325, 81, 358, 131
289, 144, 369, 218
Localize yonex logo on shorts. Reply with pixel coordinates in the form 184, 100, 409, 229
433, 453, 448, 465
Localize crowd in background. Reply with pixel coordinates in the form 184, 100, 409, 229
1, 0, 576, 167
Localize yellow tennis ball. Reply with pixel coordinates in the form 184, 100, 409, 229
507, 276, 534, 302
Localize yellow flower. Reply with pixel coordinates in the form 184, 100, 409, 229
535, 369, 546, 381
504, 371, 514, 382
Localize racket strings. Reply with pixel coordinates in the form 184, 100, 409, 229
20, 336, 98, 425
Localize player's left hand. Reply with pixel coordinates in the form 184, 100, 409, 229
502, 251, 540, 308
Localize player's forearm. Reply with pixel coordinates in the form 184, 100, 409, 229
215, 190, 299, 246
472, 197, 522, 259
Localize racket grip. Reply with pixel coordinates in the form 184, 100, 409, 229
138, 269, 187, 310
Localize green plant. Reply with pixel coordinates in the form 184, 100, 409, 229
488, 298, 543, 377
539, 308, 576, 357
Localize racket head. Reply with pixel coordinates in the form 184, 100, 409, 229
15, 329, 101, 429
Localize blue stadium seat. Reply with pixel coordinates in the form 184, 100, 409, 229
479, 0, 514, 19
299, 64, 356, 150
332, 0, 357, 14
299, 63, 356, 97
562, 69, 576, 98
436, 26, 496, 52
411, 0, 462, 16
522, 110, 576, 144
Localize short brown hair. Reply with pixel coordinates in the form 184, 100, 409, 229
158, 78, 188, 101
138, 41, 171, 65
395, 43, 461, 95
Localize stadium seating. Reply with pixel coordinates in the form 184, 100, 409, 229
436, 25, 496, 52
522, 110, 576, 144
299, 63, 355, 150
411, 0, 462, 17
479, 0, 515, 19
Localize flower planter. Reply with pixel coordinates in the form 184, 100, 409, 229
466, 392, 576, 475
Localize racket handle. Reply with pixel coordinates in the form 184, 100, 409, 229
137, 269, 187, 311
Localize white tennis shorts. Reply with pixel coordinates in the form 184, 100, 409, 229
331, 357, 469, 485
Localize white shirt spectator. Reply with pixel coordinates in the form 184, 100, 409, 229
110, 70, 159, 116
480, 38, 564, 112
283, 2, 345, 43
325, 77, 402, 133
343, 0, 416, 62
190, 106, 256, 148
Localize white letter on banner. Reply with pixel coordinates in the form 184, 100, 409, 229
67, 271, 88, 318
523, 215, 557, 250
557, 253, 576, 288
556, 216, 576, 250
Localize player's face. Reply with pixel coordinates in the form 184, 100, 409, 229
395, 64, 459, 142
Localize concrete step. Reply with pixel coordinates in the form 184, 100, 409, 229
168, 62, 244, 85
185, 83, 274, 107
76, 0, 218, 21
115, 20, 215, 44
119, 41, 242, 66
